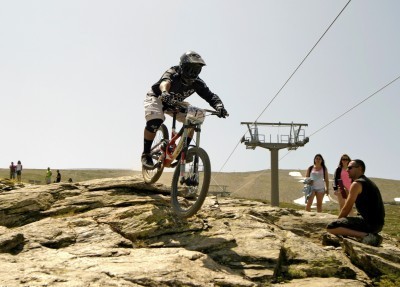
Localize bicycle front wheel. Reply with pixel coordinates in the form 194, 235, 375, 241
171, 147, 211, 218
142, 124, 169, 184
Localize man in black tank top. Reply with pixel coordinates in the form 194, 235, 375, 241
326, 159, 385, 246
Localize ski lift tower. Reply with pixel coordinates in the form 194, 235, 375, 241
240, 122, 309, 207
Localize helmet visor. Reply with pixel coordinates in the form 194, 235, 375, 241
182, 64, 202, 80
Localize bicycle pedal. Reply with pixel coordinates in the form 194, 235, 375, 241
153, 161, 162, 169
143, 164, 156, 171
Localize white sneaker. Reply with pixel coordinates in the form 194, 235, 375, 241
361, 233, 383, 247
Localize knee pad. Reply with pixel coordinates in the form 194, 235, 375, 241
145, 119, 163, 133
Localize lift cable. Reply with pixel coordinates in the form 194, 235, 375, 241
215, 0, 352, 176
253, 0, 352, 124
279, 74, 400, 162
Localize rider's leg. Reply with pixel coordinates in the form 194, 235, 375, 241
142, 94, 165, 168
142, 119, 163, 168
143, 129, 155, 157
143, 119, 163, 154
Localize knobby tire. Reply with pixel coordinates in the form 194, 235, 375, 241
171, 147, 211, 218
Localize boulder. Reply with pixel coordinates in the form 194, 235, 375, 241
0, 176, 399, 286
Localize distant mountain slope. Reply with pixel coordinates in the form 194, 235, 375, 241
1, 168, 399, 203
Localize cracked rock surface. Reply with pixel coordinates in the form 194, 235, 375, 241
1, 176, 399, 286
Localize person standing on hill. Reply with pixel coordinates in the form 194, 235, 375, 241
9, 162, 16, 180
16, 160, 23, 182
305, 154, 329, 212
56, 170, 61, 183
327, 159, 385, 246
45, 167, 52, 184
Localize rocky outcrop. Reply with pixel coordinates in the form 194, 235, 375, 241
0, 176, 399, 287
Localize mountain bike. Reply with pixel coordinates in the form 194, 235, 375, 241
142, 102, 223, 218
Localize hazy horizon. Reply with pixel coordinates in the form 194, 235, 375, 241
2, 167, 400, 181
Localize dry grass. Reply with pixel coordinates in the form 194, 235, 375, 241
210, 169, 400, 204
1, 168, 398, 203
0, 168, 139, 184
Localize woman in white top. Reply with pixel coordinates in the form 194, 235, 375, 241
305, 154, 329, 212
16, 160, 23, 183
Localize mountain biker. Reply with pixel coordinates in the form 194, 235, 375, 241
141, 50, 228, 169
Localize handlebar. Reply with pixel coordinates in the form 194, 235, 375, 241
165, 101, 229, 118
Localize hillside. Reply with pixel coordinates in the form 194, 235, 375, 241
1, 168, 399, 204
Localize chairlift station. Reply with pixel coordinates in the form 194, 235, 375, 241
241, 122, 309, 207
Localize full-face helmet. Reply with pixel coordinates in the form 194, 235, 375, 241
179, 51, 206, 85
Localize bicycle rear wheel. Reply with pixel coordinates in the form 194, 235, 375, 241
142, 124, 169, 184
171, 147, 211, 218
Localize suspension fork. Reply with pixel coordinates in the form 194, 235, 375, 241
179, 123, 190, 179
194, 124, 201, 148
179, 123, 201, 180
171, 111, 177, 136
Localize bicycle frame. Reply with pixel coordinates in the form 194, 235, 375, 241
149, 104, 211, 170
143, 103, 223, 217
162, 110, 198, 168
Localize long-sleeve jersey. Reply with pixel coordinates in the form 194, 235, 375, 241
149, 66, 224, 110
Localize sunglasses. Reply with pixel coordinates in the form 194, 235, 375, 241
347, 165, 359, 170
341, 158, 350, 161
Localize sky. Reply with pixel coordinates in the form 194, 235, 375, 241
1, 0, 399, 180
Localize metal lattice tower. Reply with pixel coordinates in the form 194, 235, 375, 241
241, 122, 309, 206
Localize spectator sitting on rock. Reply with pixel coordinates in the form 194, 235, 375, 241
326, 159, 385, 247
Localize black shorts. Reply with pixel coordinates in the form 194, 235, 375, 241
326, 216, 383, 234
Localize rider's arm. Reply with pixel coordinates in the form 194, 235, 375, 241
151, 66, 177, 95
159, 80, 171, 93
193, 78, 224, 109
338, 181, 361, 218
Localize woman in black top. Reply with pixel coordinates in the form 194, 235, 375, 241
333, 154, 352, 212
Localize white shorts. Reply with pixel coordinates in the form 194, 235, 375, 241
144, 93, 187, 123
